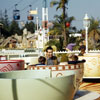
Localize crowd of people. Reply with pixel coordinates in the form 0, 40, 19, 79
66, 40, 86, 56
29, 44, 85, 66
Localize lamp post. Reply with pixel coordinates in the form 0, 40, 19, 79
83, 14, 90, 53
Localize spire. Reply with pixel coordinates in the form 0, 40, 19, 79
43, 0, 47, 8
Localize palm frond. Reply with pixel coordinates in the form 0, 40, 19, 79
50, 1, 59, 7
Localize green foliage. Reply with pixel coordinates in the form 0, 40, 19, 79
89, 17, 100, 31
50, 0, 69, 47
56, 54, 68, 62
96, 43, 100, 50
0, 18, 22, 37
0, 10, 36, 38
0, 10, 13, 37
24, 21, 35, 33
0, 16, 11, 37
1, 28, 10, 38
50, 0, 69, 10
45, 38, 63, 51
88, 17, 100, 50
48, 14, 77, 50
9, 20, 21, 36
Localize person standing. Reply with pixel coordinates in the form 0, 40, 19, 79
79, 41, 86, 51
66, 43, 76, 51
79, 41, 86, 56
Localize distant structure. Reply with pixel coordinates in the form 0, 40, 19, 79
0, 1, 49, 50
42, 0, 49, 33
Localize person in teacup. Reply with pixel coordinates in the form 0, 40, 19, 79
45, 46, 59, 65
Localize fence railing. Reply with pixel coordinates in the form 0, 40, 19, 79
0, 49, 100, 60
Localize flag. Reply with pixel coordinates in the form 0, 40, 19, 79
29, 10, 38, 15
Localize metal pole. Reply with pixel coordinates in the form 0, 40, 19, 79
85, 27, 88, 53
36, 17, 39, 56
36, 16, 38, 31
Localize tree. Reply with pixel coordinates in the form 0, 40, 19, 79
88, 17, 100, 49
48, 15, 75, 50
9, 20, 21, 36
50, 0, 69, 48
4, 9, 9, 27
49, 15, 75, 35
24, 21, 35, 33
0, 9, 11, 37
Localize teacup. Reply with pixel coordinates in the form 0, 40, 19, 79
79, 53, 100, 77
0, 56, 7, 60
0, 60, 24, 72
27, 63, 84, 94
0, 70, 75, 100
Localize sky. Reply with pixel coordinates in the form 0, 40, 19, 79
0, 0, 100, 30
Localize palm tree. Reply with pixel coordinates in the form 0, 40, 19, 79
50, 0, 69, 48
88, 17, 100, 49
48, 15, 75, 35
47, 15, 75, 51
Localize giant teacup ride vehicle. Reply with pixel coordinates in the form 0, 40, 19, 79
0, 70, 76, 100
0, 57, 85, 99
0, 60, 25, 72
79, 53, 100, 78
27, 60, 85, 95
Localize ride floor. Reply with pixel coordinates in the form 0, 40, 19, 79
74, 79, 100, 100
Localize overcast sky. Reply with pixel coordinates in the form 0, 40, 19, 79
0, 0, 100, 30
